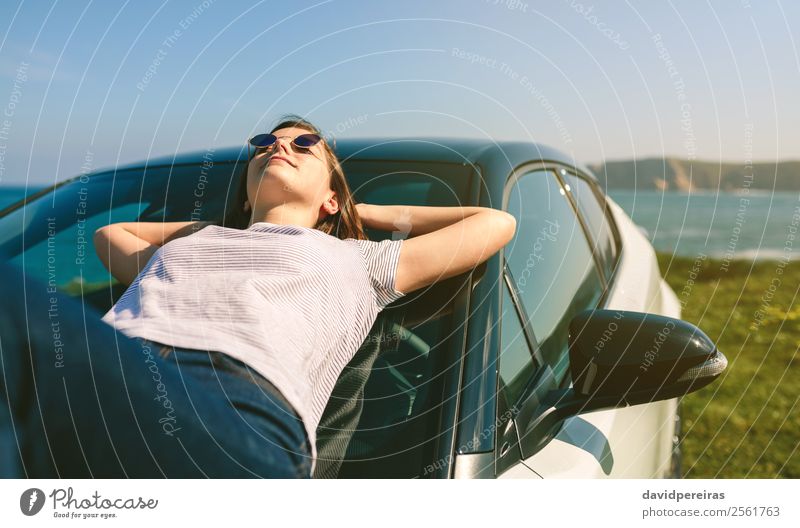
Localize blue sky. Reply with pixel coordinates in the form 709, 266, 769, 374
1, 0, 799, 185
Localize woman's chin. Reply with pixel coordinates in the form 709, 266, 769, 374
255, 177, 298, 197
258, 166, 293, 183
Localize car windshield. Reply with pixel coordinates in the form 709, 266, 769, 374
0, 158, 473, 478
0, 162, 242, 304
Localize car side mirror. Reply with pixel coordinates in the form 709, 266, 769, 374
519, 309, 727, 459
569, 309, 727, 403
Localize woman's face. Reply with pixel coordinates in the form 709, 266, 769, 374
246, 126, 337, 223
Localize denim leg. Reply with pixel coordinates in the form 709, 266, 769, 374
0, 260, 310, 478
169, 348, 314, 478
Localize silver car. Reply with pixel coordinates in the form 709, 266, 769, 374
0, 137, 726, 478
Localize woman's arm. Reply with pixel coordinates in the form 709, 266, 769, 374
356, 203, 493, 236
357, 204, 516, 295
93, 220, 212, 286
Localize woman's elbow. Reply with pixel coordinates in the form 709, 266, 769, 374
93, 226, 109, 257
492, 211, 517, 247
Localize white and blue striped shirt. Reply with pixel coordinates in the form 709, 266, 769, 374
101, 221, 407, 477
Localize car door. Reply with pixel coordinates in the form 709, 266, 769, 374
551, 167, 678, 478
499, 165, 674, 478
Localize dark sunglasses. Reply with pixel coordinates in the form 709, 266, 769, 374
248, 133, 323, 159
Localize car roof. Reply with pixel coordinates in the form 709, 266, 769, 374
105, 136, 597, 181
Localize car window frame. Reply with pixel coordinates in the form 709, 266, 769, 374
501, 161, 608, 395
496, 163, 560, 411
548, 168, 609, 293
588, 172, 624, 290
496, 267, 542, 406
553, 165, 623, 293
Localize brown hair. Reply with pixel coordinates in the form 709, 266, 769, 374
220, 114, 367, 240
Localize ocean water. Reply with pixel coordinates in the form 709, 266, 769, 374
608, 190, 800, 260
1, 186, 798, 260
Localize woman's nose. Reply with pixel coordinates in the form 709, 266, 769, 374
274, 137, 293, 154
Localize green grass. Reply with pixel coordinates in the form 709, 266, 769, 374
655, 251, 799, 478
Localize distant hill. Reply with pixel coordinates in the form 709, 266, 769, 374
587, 158, 800, 192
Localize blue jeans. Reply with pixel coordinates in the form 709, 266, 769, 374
0, 260, 312, 478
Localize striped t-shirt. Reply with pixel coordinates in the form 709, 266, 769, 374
100, 221, 407, 477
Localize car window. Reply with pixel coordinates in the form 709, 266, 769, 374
504, 168, 604, 385
8, 201, 151, 295
342, 160, 472, 209
0, 164, 239, 313
499, 280, 536, 405
559, 170, 619, 282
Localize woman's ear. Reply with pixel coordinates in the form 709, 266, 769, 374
321, 193, 338, 216
243, 200, 251, 213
